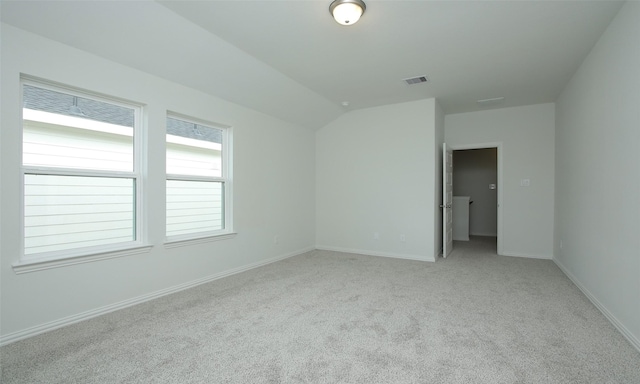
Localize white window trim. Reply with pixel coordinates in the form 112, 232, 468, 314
164, 112, 233, 246
164, 232, 237, 249
19, 77, 148, 267
12, 244, 153, 274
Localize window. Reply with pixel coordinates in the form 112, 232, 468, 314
166, 114, 231, 241
21, 80, 143, 262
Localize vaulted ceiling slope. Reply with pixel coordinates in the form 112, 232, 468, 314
1, 1, 624, 129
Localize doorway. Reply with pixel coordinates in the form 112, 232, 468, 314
449, 143, 502, 255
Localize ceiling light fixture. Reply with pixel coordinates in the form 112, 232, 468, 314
329, 0, 366, 26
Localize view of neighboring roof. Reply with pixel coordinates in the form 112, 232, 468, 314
23, 84, 222, 144
166, 117, 222, 145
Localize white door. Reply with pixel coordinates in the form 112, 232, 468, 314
442, 143, 453, 258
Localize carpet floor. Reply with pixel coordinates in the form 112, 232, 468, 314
1, 237, 639, 383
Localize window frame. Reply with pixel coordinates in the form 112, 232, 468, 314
15, 77, 150, 272
164, 112, 234, 246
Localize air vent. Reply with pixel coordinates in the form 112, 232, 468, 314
477, 97, 505, 107
403, 76, 429, 85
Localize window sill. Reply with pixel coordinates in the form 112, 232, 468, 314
164, 232, 237, 249
12, 245, 153, 274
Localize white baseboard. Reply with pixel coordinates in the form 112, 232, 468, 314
500, 251, 552, 260
0, 246, 314, 347
553, 258, 640, 353
315, 245, 435, 262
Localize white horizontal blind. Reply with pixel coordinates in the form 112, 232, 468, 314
166, 115, 226, 239
22, 81, 139, 259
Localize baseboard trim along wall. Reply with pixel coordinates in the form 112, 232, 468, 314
500, 251, 552, 260
554, 258, 640, 353
0, 246, 315, 347
315, 245, 435, 262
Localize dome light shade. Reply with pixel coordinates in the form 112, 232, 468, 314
330, 0, 366, 26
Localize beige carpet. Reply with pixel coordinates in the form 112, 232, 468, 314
2, 237, 639, 383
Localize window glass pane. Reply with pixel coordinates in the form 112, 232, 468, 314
23, 85, 134, 172
166, 117, 222, 177
23, 85, 135, 127
24, 174, 135, 255
166, 180, 223, 237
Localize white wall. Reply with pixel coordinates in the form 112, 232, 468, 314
0, 24, 316, 342
316, 99, 439, 261
445, 103, 555, 259
453, 149, 498, 236
554, 1, 640, 350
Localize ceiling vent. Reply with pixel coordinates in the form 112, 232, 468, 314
477, 97, 505, 107
403, 76, 428, 85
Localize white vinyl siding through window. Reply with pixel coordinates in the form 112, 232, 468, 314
21, 81, 141, 260
166, 180, 223, 236
166, 115, 229, 240
24, 175, 135, 254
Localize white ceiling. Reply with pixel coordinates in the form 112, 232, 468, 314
1, 0, 624, 129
